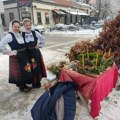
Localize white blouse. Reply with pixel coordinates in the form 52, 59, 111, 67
0, 33, 25, 56
24, 31, 45, 47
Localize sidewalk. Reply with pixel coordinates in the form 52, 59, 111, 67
0, 49, 120, 120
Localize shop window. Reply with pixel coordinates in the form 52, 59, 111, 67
1, 14, 6, 26
45, 12, 49, 24
37, 12, 42, 24
9, 13, 14, 21
86, 9, 88, 14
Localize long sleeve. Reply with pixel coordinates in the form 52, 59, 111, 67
0, 34, 12, 49
35, 31, 45, 48
0, 34, 17, 56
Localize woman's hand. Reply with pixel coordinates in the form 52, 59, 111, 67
35, 45, 39, 49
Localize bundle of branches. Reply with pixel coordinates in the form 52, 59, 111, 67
66, 40, 95, 61
93, 13, 120, 65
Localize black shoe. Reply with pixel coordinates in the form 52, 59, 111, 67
25, 85, 32, 90
19, 85, 31, 92
32, 82, 41, 88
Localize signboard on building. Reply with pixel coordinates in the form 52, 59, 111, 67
0, 2, 4, 13
17, 0, 32, 7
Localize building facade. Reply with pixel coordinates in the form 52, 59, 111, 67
3, 0, 91, 30
0, 1, 4, 39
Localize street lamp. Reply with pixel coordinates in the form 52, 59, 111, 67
69, 7, 71, 13
76, 9, 79, 23
68, 7, 71, 24
96, 10, 99, 21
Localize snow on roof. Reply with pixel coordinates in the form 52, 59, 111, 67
77, 2, 91, 8
67, 11, 90, 16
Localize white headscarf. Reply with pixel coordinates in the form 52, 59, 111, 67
22, 18, 33, 33
22, 18, 32, 25
9, 19, 24, 44
9, 19, 20, 33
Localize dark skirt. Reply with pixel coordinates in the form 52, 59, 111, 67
9, 56, 22, 84
9, 51, 33, 85
27, 48, 47, 83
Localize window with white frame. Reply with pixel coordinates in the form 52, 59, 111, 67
9, 13, 14, 21
37, 12, 42, 24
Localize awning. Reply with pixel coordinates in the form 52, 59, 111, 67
61, 10, 90, 16
52, 9, 65, 15
68, 11, 90, 16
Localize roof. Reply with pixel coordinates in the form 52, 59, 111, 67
77, 2, 91, 8
4, 0, 89, 10
40, 0, 81, 8
53, 0, 80, 8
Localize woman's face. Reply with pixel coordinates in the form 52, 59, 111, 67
12, 22, 20, 33
24, 21, 32, 31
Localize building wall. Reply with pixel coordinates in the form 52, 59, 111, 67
4, 8, 19, 30
33, 2, 86, 27
3, 1, 89, 29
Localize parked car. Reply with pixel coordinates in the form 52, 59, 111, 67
20, 23, 45, 34
55, 23, 77, 31
55, 23, 67, 31
33, 24, 45, 34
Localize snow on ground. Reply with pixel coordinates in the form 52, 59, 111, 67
47, 28, 102, 38
0, 49, 66, 120
0, 40, 120, 120
0, 24, 119, 120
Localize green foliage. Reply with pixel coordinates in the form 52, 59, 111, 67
47, 61, 67, 79
76, 52, 114, 75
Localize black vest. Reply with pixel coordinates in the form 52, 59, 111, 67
22, 31, 37, 49
8, 32, 25, 50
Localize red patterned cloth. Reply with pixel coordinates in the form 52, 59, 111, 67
60, 65, 118, 118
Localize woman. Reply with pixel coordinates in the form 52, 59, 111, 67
22, 18, 47, 88
0, 20, 33, 92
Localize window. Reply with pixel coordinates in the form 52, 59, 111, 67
37, 12, 42, 24
21, 13, 31, 20
45, 12, 49, 24
1, 14, 6, 26
9, 13, 14, 21
86, 9, 88, 14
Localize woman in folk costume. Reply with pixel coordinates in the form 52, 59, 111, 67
22, 18, 47, 88
0, 20, 33, 92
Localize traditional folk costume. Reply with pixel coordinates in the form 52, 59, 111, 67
22, 22, 47, 88
0, 20, 33, 91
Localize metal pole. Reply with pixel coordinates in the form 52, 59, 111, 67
77, 10, 78, 23
17, 0, 21, 21
0, 13, 3, 39
31, 0, 34, 23
0, 1, 4, 39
